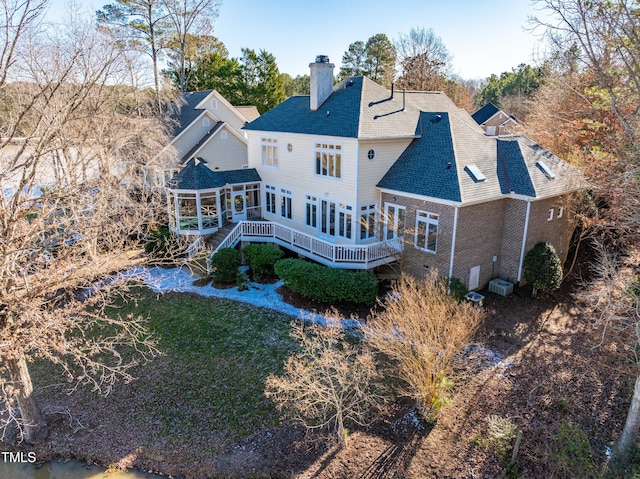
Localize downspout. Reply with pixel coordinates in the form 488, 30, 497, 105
517, 200, 532, 283
448, 205, 459, 283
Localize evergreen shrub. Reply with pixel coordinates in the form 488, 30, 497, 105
274, 258, 378, 305
210, 247, 241, 283
242, 244, 284, 280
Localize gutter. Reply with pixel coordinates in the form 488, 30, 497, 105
517, 199, 532, 283
448, 205, 459, 281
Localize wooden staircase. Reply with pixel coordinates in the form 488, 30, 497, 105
204, 222, 237, 250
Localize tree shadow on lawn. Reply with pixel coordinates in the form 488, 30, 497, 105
415, 284, 631, 479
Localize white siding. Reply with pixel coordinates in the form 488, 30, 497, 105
356, 139, 411, 205
199, 93, 247, 131
198, 127, 247, 171
172, 115, 212, 160
247, 131, 359, 243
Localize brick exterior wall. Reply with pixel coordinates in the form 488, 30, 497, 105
499, 199, 528, 284
452, 200, 507, 290
383, 193, 572, 290
381, 193, 454, 279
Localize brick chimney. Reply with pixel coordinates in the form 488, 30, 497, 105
309, 55, 334, 111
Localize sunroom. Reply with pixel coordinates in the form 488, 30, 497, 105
166, 157, 261, 236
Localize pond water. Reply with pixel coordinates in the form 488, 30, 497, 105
1, 459, 164, 479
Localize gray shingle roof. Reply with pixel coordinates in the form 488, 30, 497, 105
471, 102, 500, 125
170, 90, 213, 137
244, 75, 580, 204
168, 159, 261, 190
179, 121, 224, 163
377, 112, 462, 202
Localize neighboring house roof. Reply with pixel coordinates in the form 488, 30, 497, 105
167, 158, 261, 190
170, 90, 259, 138
179, 121, 224, 164
235, 105, 260, 122
244, 77, 474, 139
170, 90, 212, 137
471, 102, 501, 125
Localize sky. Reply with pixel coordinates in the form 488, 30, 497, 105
46, 0, 552, 81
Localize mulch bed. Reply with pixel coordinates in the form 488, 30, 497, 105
276, 284, 381, 320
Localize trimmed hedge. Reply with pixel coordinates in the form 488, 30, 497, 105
210, 247, 241, 283
242, 244, 284, 280
274, 258, 378, 305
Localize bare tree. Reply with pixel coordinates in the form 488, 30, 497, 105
265, 318, 387, 445
0, 5, 171, 442
363, 272, 484, 421
395, 27, 452, 92
161, 0, 220, 92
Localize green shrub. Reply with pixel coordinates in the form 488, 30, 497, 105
437, 277, 468, 302
274, 258, 378, 305
523, 241, 563, 297
209, 247, 241, 283
242, 244, 284, 280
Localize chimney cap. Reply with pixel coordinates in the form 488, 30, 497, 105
315, 55, 330, 63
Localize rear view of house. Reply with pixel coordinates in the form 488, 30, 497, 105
166, 56, 581, 291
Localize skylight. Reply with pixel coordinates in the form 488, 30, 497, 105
465, 164, 486, 182
536, 160, 556, 180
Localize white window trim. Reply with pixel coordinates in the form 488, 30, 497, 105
280, 188, 292, 220
359, 203, 377, 240
265, 184, 277, 215
315, 143, 342, 179
384, 203, 406, 240
557, 206, 564, 219
548, 208, 554, 221
415, 210, 439, 254
261, 138, 279, 167
305, 194, 318, 228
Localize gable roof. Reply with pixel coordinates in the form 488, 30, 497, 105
167, 158, 261, 191
170, 90, 212, 137
170, 90, 259, 138
471, 102, 501, 125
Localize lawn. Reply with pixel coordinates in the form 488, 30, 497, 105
30, 286, 296, 472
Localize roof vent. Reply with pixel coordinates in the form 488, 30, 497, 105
430, 114, 442, 124
536, 160, 556, 180
346, 79, 354, 88
465, 164, 486, 182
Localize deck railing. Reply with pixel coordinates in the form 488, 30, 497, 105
207, 220, 403, 273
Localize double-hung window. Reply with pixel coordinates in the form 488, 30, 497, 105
261, 138, 278, 166
315, 143, 341, 178
280, 188, 292, 219
415, 211, 438, 253
265, 184, 276, 214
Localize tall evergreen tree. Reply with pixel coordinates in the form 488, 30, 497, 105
340, 34, 396, 87
97, 0, 169, 106
239, 48, 286, 113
